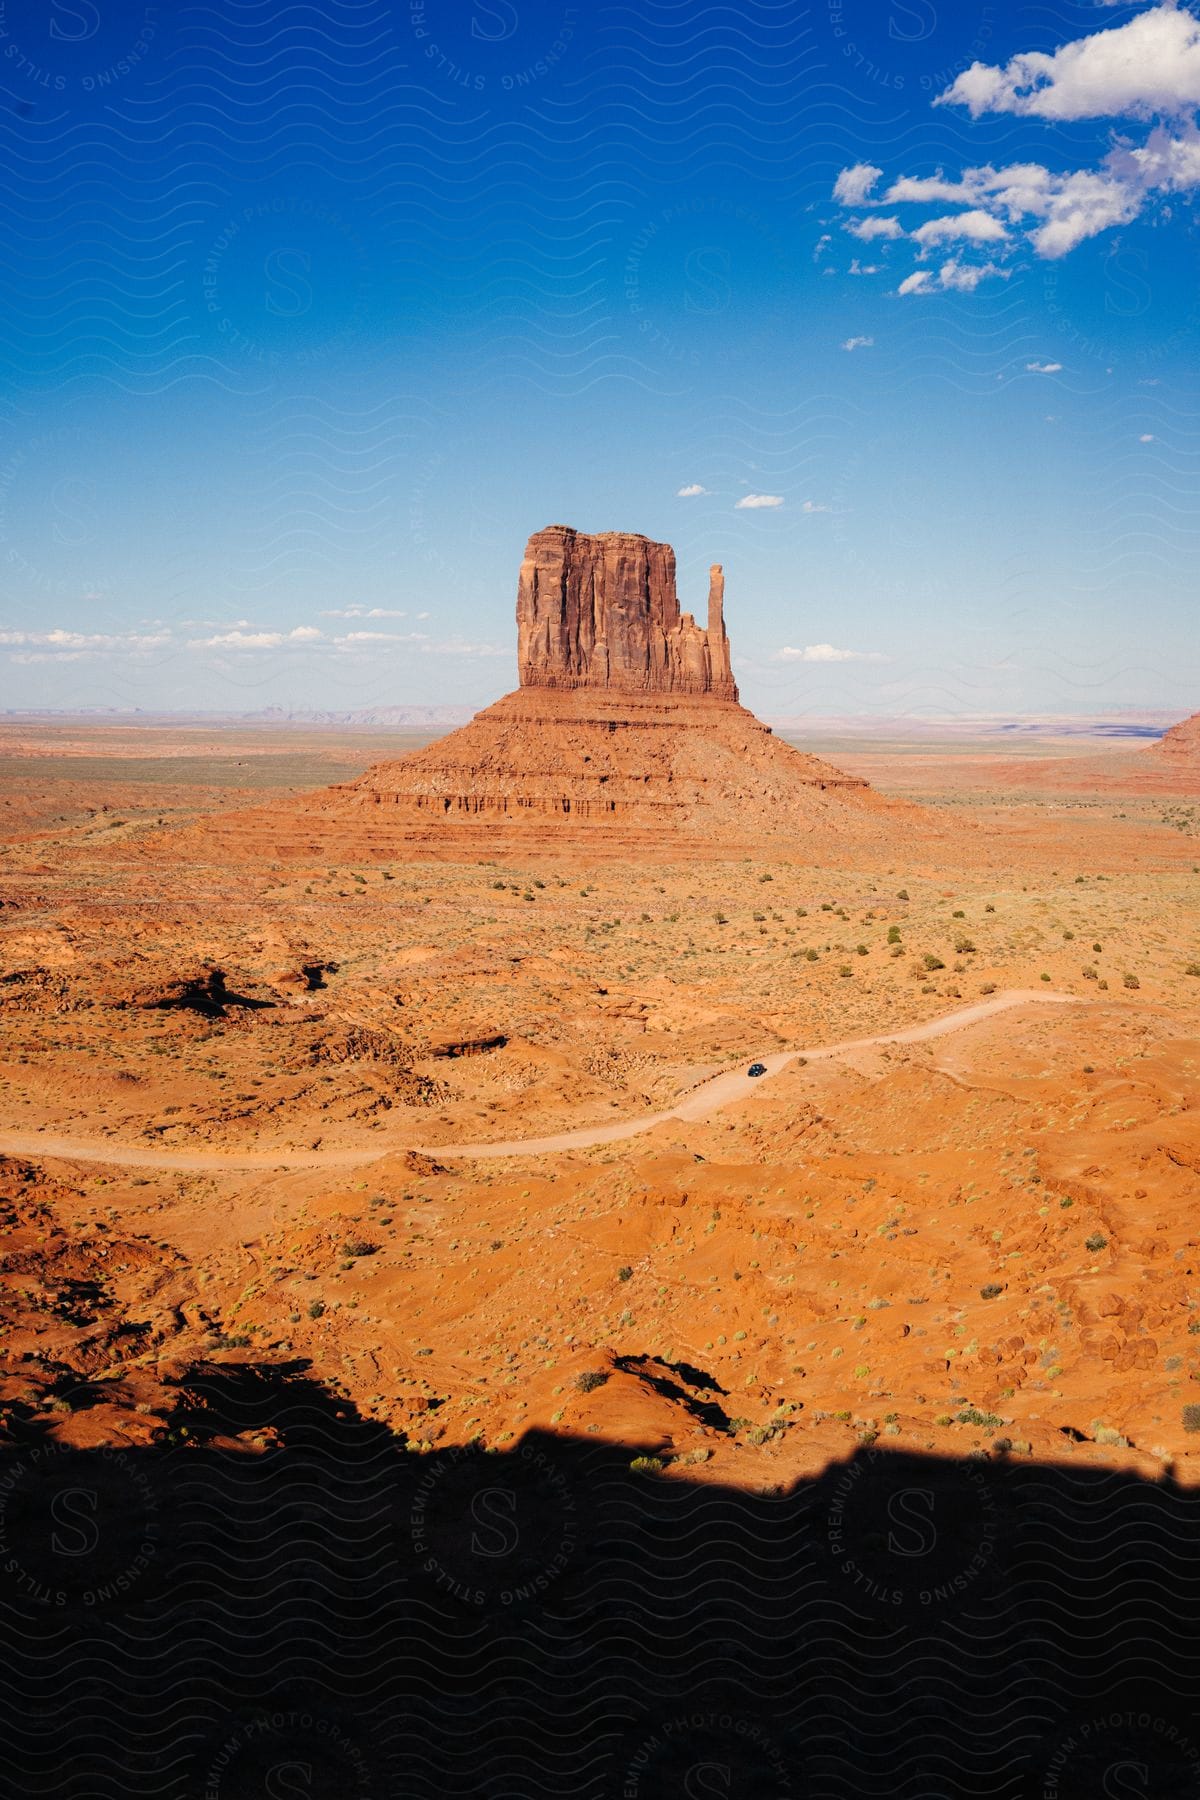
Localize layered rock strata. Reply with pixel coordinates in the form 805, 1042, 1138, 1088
1151, 712, 1200, 764
516, 525, 737, 700
319, 525, 909, 845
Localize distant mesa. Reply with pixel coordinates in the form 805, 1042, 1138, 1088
321, 525, 916, 846
1150, 710, 1200, 763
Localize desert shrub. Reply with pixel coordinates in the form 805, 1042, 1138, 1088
856, 943, 869, 956
804, 948, 819, 962
1183, 1406, 1200, 1434
887, 925, 901, 944
1082, 965, 1098, 980
980, 982, 997, 995
617, 1266, 632, 1282
629, 1455, 664, 1473
984, 903, 995, 912
1085, 1232, 1107, 1252
979, 1283, 1004, 1300
1122, 972, 1140, 989
1186, 963, 1200, 977
343, 1239, 377, 1258
576, 1370, 609, 1393
308, 1301, 325, 1319
957, 1407, 1004, 1430
922, 953, 945, 971
954, 936, 976, 954
838, 965, 853, 978
896, 889, 909, 900
759, 873, 773, 882
952, 910, 965, 919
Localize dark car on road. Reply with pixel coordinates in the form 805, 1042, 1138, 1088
747, 1062, 767, 1078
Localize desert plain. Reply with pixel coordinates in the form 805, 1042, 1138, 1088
1, 707, 1197, 1490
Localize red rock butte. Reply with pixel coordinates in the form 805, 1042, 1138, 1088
1151, 710, 1200, 765
322, 525, 918, 849
517, 524, 738, 700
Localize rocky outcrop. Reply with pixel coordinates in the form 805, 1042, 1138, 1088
516, 526, 737, 701
1151, 712, 1200, 761
313, 524, 924, 849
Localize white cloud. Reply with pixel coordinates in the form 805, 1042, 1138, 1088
846, 216, 905, 241
773, 643, 889, 663
939, 5, 1200, 123
911, 209, 1009, 251
735, 493, 783, 509
886, 173, 978, 206
940, 258, 1010, 292
190, 626, 323, 651
1026, 360, 1063, 372
813, 234, 832, 260
847, 260, 882, 276
0, 628, 170, 655
321, 605, 408, 619
336, 630, 429, 645
1140, 432, 1157, 442
676, 483, 708, 497
842, 334, 875, 350
833, 162, 883, 204
898, 259, 1009, 295
838, 13, 1200, 281
801, 500, 831, 513
1027, 165, 1142, 256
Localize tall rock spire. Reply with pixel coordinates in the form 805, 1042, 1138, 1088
516, 525, 738, 701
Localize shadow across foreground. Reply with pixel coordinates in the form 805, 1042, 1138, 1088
0, 1361, 1198, 1797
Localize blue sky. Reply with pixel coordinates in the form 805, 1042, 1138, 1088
1, 0, 1198, 719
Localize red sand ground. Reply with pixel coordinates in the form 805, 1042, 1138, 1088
1, 720, 1198, 1485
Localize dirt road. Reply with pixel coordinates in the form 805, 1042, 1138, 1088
0, 989, 1076, 1172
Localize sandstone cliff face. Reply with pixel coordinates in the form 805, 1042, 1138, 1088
312, 524, 922, 849
516, 525, 737, 701
1152, 712, 1200, 761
